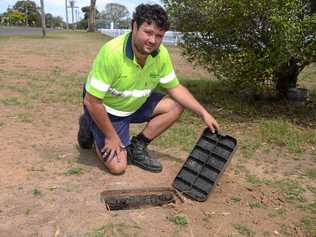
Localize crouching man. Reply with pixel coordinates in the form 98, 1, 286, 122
77, 4, 219, 174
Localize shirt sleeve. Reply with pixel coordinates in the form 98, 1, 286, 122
85, 45, 114, 99
158, 47, 180, 89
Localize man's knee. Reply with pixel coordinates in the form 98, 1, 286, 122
153, 96, 184, 117
96, 146, 127, 175
167, 98, 184, 117
105, 151, 128, 175
107, 162, 127, 175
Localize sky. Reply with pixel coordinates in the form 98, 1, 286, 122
0, 0, 162, 21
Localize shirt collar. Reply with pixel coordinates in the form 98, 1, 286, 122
125, 32, 159, 60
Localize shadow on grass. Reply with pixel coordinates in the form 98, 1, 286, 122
76, 147, 104, 170
182, 79, 316, 127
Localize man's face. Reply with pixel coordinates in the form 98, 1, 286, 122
132, 21, 166, 56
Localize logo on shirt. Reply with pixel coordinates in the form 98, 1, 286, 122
149, 73, 159, 79
109, 88, 122, 96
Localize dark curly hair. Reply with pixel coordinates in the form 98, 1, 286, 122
132, 4, 170, 31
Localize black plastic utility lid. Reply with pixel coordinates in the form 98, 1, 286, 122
172, 128, 237, 201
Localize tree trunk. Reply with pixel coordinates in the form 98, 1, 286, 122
275, 58, 301, 97
87, 0, 96, 32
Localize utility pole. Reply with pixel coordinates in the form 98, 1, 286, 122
40, 0, 46, 37
69, 0, 79, 30
25, 7, 28, 26
65, 0, 69, 29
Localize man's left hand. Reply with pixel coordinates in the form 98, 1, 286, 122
201, 111, 219, 133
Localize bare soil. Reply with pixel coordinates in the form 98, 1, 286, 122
0, 32, 315, 237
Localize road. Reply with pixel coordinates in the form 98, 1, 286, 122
0, 26, 63, 36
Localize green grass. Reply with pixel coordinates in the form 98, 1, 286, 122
303, 200, 316, 214
152, 111, 204, 151
269, 207, 287, 217
182, 79, 316, 125
1, 71, 83, 108
84, 223, 141, 237
240, 137, 260, 159
232, 224, 255, 236
305, 169, 316, 179
249, 201, 266, 209
169, 214, 188, 226
259, 120, 304, 153
32, 188, 41, 197
1, 97, 22, 106
299, 217, 316, 236
182, 79, 259, 117
299, 63, 316, 82
246, 175, 272, 185
231, 196, 241, 203
64, 167, 82, 176
307, 186, 316, 194
25, 208, 31, 215
16, 112, 33, 123
304, 130, 316, 144
84, 224, 113, 237
276, 179, 306, 202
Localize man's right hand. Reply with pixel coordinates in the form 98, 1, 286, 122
101, 135, 124, 162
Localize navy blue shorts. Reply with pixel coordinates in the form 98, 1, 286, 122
84, 92, 165, 150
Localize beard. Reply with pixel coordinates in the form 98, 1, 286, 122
134, 39, 156, 56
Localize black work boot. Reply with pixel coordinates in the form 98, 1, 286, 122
127, 136, 162, 173
77, 114, 94, 149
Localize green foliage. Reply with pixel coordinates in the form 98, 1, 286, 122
13, 0, 41, 27
0, 0, 64, 27
164, 0, 316, 94
45, 14, 64, 28
78, 19, 88, 30
7, 10, 26, 25
82, 6, 100, 20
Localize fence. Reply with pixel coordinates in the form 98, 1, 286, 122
99, 28, 183, 46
